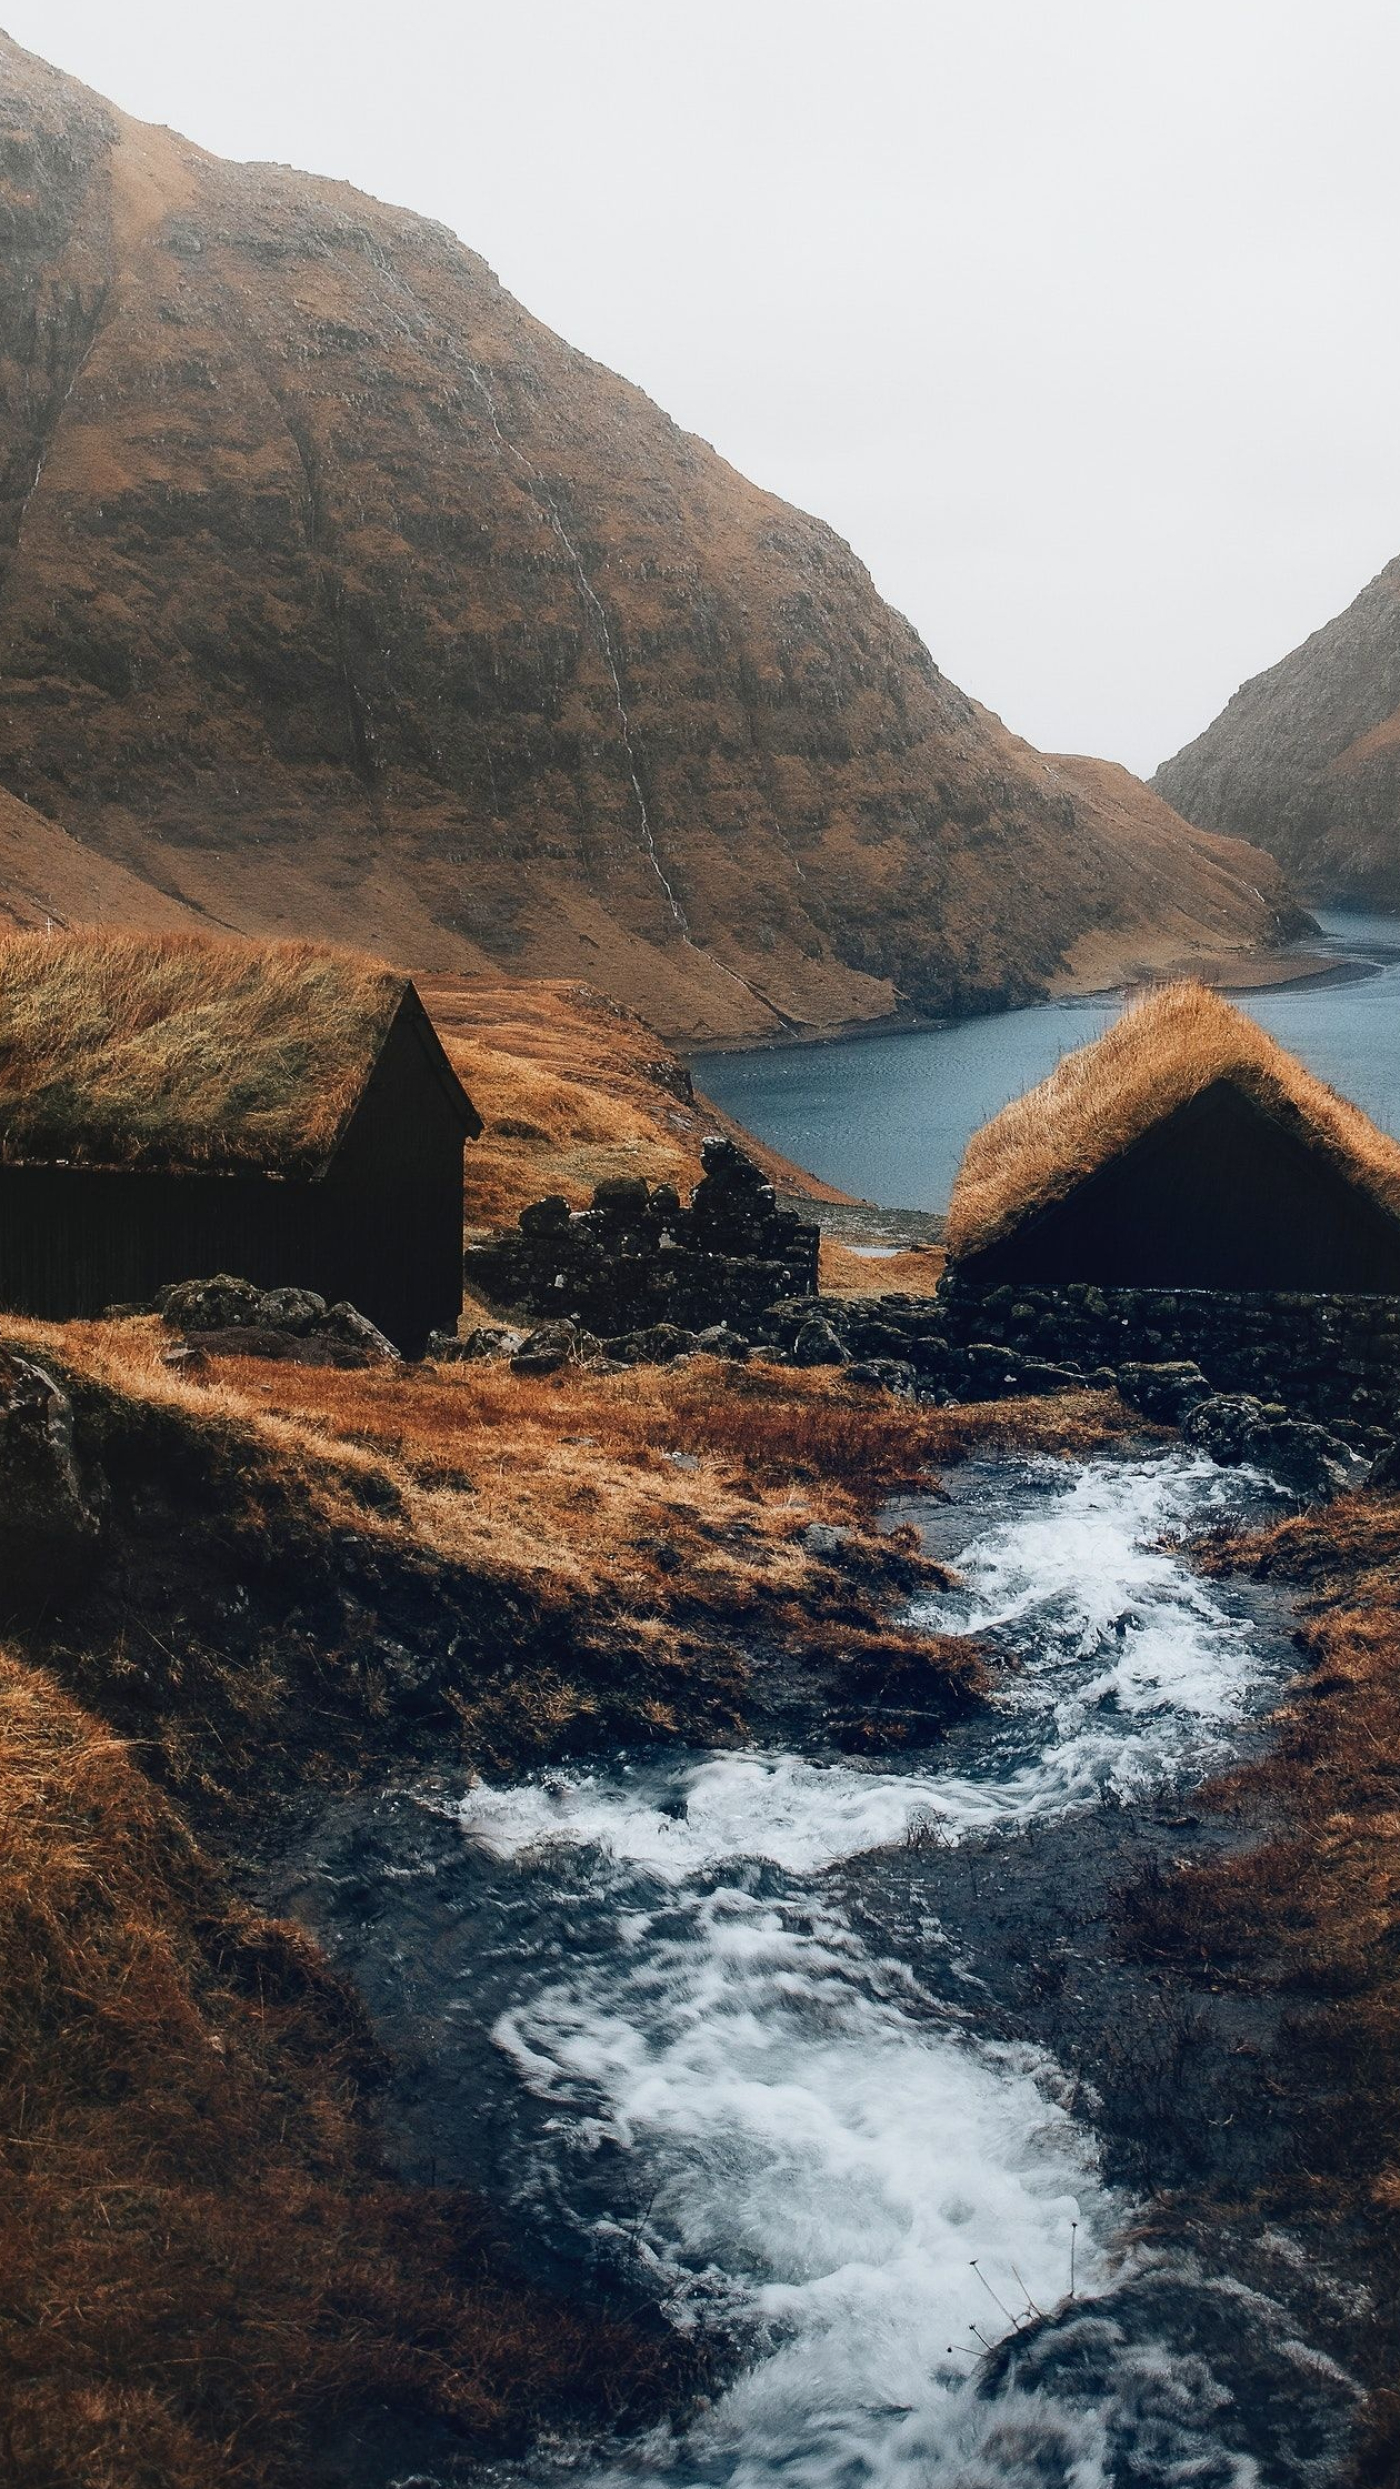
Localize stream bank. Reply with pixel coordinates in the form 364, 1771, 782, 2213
260, 1445, 1360, 2488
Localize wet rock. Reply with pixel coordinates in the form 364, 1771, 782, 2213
1183, 1394, 1267, 1463
1116, 1361, 1215, 1425
1366, 1437, 1400, 1492
1245, 1416, 1367, 1501
1185, 1393, 1363, 1498
0, 1349, 104, 1599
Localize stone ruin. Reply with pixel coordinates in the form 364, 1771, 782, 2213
464, 1136, 820, 1336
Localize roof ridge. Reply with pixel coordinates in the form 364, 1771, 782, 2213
947, 979, 1400, 1258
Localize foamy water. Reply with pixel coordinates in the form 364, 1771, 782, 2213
455, 1455, 1350, 2486
462, 1455, 1281, 1875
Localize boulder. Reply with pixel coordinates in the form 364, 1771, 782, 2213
0, 1349, 104, 1600
591, 1175, 651, 1226
693, 1324, 751, 1362
511, 1320, 602, 1376
255, 1285, 328, 1336
159, 1276, 401, 1362
962, 1343, 1081, 1398
605, 1323, 698, 1365
791, 1317, 850, 1368
1183, 1394, 1267, 1464
426, 1325, 527, 1363
1186, 1393, 1364, 1499
158, 1273, 265, 1330
1116, 1360, 1215, 1425
845, 1357, 918, 1396
801, 1521, 855, 1559
317, 1303, 402, 1363
519, 1194, 573, 1237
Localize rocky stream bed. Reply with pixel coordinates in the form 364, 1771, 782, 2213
258, 1445, 1362, 2489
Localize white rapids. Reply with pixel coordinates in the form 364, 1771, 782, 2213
455, 1454, 1346, 2487
463, 1454, 1283, 1875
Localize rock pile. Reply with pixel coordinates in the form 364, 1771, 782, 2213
156, 1276, 401, 1369
465, 1138, 819, 1334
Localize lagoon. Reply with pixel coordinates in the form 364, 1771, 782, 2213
693, 910, 1400, 1212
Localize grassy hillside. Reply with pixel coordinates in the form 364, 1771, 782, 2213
0, 1306, 1134, 2484
0, 33, 1302, 1041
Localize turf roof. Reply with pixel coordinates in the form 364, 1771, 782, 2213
0, 931, 411, 1176
947, 979, 1400, 1259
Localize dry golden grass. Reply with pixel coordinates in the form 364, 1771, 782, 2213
0, 1316, 1140, 2486
0, 928, 407, 1175
0, 1649, 689, 2489
421, 973, 853, 1228
69, 1323, 1131, 1606
1126, 1489, 1400, 2482
819, 1239, 945, 1295
947, 979, 1400, 1258
3, 1313, 1136, 1797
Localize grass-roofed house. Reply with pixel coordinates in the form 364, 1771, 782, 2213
947, 981, 1400, 1293
0, 932, 481, 1352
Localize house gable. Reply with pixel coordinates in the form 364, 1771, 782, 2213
958, 1076, 1400, 1292
326, 989, 480, 1186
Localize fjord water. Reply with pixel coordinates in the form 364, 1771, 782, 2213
457, 1453, 1353, 2486
692, 909, 1400, 1212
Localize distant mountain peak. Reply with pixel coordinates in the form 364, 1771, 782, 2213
1154, 558, 1400, 906
0, 29, 1299, 1038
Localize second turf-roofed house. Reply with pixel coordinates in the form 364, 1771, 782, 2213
946, 982, 1400, 1293
0, 932, 480, 1352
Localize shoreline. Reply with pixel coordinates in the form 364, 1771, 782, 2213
685, 945, 1371, 1063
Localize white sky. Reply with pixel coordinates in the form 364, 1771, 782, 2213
4, 0, 1399, 776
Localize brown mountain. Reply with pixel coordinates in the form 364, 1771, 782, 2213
1154, 557, 1400, 906
0, 33, 1302, 1041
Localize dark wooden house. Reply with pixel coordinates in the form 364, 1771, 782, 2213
0, 932, 480, 1352
947, 980, 1400, 1293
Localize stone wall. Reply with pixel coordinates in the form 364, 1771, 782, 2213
464, 1138, 820, 1336
936, 1276, 1400, 1433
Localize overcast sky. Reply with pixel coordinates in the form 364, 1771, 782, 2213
5, 0, 1399, 776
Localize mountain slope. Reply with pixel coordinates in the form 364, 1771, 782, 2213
0, 33, 1299, 1039
1154, 558, 1400, 904
0, 783, 203, 933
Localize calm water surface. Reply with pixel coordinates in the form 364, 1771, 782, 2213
693, 910, 1400, 1211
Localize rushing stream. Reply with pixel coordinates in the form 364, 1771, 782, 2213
272, 1453, 1358, 2484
